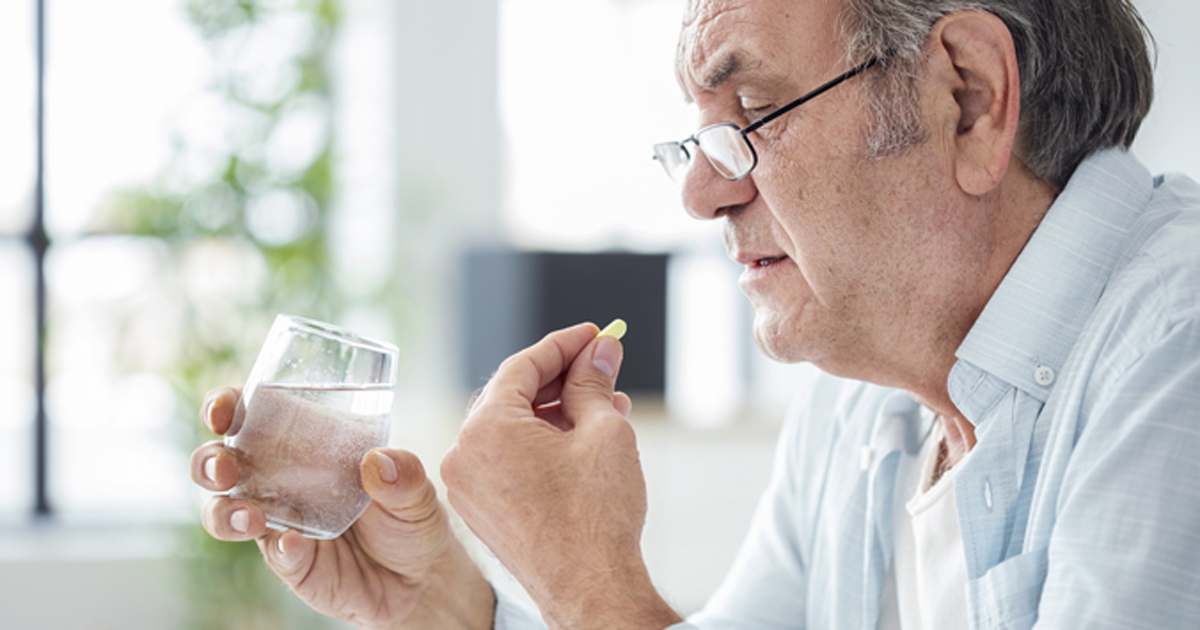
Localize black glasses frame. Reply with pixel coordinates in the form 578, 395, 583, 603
656, 54, 885, 181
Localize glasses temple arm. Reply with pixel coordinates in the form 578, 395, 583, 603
742, 55, 883, 136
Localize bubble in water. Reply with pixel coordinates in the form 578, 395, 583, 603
227, 383, 392, 538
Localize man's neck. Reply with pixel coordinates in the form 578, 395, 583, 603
907, 158, 1057, 461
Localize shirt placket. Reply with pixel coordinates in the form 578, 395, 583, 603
861, 395, 930, 628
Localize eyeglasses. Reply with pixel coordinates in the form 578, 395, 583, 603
653, 55, 883, 183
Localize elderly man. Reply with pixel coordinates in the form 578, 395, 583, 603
191, 0, 1200, 627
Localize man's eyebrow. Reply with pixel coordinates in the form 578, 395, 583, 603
702, 51, 744, 90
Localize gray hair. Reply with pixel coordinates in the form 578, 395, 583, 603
838, 0, 1155, 190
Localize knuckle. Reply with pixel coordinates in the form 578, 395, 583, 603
439, 447, 460, 487
604, 414, 639, 448
465, 385, 487, 412
496, 352, 524, 374
441, 440, 480, 494
615, 415, 637, 440
575, 368, 612, 391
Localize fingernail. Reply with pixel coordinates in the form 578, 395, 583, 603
276, 536, 300, 569
376, 451, 398, 484
200, 395, 214, 424
592, 336, 620, 379
204, 456, 217, 483
230, 509, 249, 534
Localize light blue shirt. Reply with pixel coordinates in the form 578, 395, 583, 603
496, 147, 1200, 629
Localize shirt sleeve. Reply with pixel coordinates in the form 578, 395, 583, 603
492, 580, 546, 630
491, 400, 815, 630
1034, 315, 1200, 627
489, 373, 854, 630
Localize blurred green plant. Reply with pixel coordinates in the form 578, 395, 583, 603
95, 0, 368, 627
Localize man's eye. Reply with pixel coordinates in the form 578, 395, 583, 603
742, 103, 775, 124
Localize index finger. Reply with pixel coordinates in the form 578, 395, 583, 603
481, 323, 600, 409
201, 386, 243, 435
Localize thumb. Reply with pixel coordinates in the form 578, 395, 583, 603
560, 334, 624, 422
361, 448, 441, 523
591, 334, 624, 384
356, 448, 454, 575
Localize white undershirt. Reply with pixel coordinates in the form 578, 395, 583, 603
877, 417, 970, 630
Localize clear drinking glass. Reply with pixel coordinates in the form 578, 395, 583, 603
225, 314, 398, 539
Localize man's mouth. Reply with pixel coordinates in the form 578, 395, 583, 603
730, 248, 790, 270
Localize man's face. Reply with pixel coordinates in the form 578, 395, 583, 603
677, 0, 963, 381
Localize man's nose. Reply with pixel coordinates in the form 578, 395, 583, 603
680, 150, 758, 220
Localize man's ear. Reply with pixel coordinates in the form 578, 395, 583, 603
925, 10, 1020, 196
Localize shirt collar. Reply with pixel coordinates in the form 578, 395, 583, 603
949, 147, 1153, 424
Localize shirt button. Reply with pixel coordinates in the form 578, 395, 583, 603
984, 479, 994, 510
859, 447, 873, 471
1034, 365, 1056, 387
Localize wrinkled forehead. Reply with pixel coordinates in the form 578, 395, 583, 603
675, 0, 843, 100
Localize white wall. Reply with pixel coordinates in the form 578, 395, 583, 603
1132, 0, 1200, 179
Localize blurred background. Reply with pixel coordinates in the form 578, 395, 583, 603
0, 0, 1195, 627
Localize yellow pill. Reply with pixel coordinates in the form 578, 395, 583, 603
597, 318, 627, 340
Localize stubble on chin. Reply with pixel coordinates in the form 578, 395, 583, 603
750, 308, 809, 365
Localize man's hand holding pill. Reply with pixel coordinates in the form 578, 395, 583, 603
442, 321, 683, 630
190, 321, 682, 629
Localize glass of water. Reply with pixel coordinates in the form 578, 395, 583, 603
225, 314, 398, 539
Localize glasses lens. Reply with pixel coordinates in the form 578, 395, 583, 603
696, 124, 755, 180
653, 141, 691, 183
